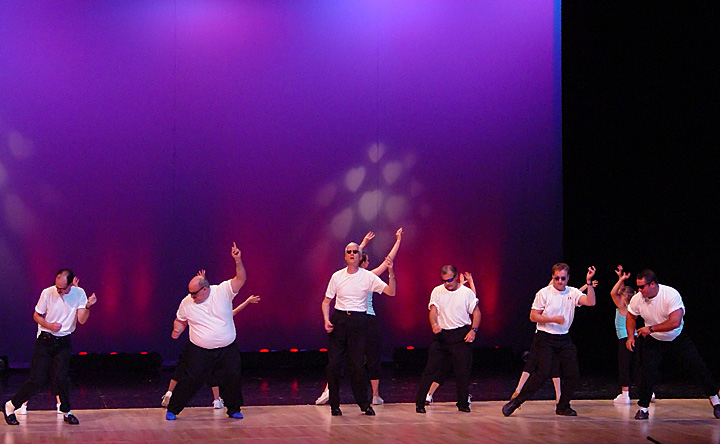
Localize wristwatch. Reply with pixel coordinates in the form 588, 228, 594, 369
471, 327, 478, 332
649, 325, 654, 333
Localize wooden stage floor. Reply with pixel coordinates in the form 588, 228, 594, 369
3, 399, 719, 444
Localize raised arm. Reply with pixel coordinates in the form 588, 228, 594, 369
232, 295, 261, 316
577, 266, 596, 306
370, 228, 403, 276
230, 242, 247, 294
359, 231, 375, 251
381, 257, 396, 296
460, 272, 477, 294
610, 265, 631, 310
76, 292, 97, 324
578, 280, 597, 292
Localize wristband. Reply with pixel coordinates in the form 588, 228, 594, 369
649, 325, 654, 333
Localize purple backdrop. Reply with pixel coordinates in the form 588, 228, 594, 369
0, 1, 561, 366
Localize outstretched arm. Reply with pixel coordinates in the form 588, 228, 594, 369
370, 228, 403, 276
232, 295, 261, 316
230, 242, 247, 294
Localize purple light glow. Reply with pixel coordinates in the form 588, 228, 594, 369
0, 1, 560, 366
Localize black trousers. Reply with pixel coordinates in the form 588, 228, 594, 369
326, 310, 371, 410
515, 331, 579, 409
638, 331, 719, 408
11, 332, 72, 413
365, 315, 381, 381
167, 341, 243, 416
415, 326, 473, 409
617, 336, 643, 389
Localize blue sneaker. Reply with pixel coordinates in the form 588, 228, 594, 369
165, 411, 177, 421
230, 411, 244, 419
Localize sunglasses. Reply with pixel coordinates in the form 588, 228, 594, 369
552, 276, 567, 281
441, 275, 455, 283
189, 287, 207, 296
637, 283, 650, 290
346, 249, 359, 255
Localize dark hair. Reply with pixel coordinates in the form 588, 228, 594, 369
440, 265, 457, 277
361, 253, 369, 265
552, 263, 570, 274
637, 269, 658, 284
56, 268, 75, 287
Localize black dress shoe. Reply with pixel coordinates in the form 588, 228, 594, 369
634, 409, 649, 420
555, 406, 577, 416
458, 405, 471, 413
2, 404, 19, 426
714, 404, 720, 419
364, 406, 375, 416
501, 399, 520, 417
64, 413, 80, 425
415, 406, 426, 414
331, 407, 342, 416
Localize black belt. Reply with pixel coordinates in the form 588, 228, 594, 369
39, 331, 69, 341
341, 310, 366, 316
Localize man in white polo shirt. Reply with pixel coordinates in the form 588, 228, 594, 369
626, 268, 720, 420
3, 269, 97, 426
502, 262, 596, 417
165, 242, 248, 421
414, 265, 480, 414
321, 242, 396, 417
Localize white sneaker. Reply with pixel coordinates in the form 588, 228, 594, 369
425, 394, 433, 405
372, 395, 384, 405
651, 392, 656, 403
315, 390, 329, 405
212, 397, 224, 409
161, 391, 172, 407
468, 394, 472, 405
16, 404, 27, 415
613, 392, 631, 405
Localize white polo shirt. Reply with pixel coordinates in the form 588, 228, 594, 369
532, 285, 584, 335
627, 284, 684, 341
35, 286, 88, 337
177, 279, 238, 349
428, 284, 478, 330
325, 268, 388, 312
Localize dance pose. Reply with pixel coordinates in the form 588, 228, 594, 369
316, 229, 402, 406
626, 269, 720, 420
162, 285, 260, 409
502, 263, 596, 417
165, 243, 252, 420
321, 241, 396, 416
3, 270, 97, 426
415, 265, 481, 413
